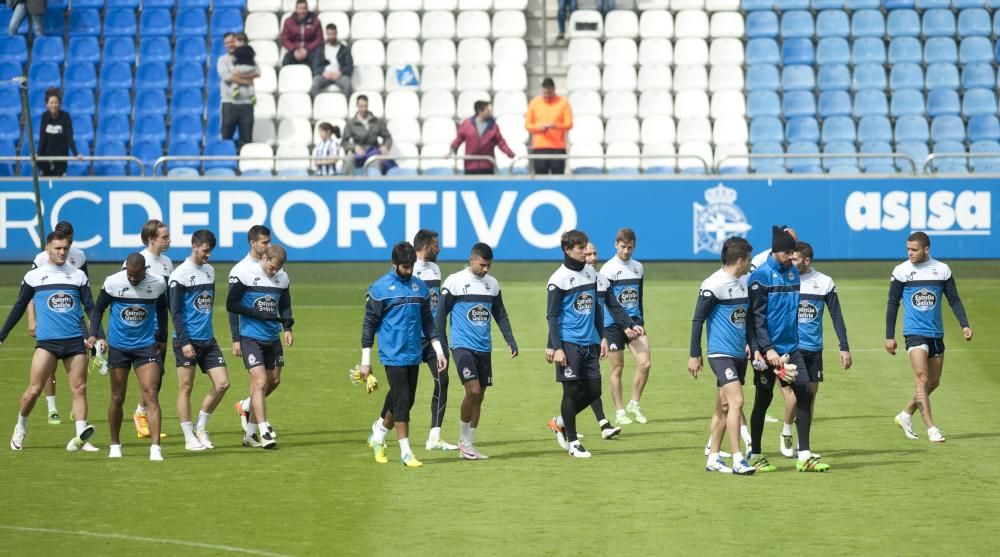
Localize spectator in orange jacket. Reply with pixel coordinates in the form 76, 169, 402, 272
451, 101, 516, 175
525, 77, 573, 175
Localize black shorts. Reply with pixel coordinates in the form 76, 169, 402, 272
709, 356, 746, 387
905, 335, 945, 358
604, 324, 631, 352
801, 350, 824, 382
452, 348, 493, 387
753, 350, 808, 388
36, 338, 87, 360
108, 345, 162, 371
241, 337, 284, 370
174, 339, 226, 373
555, 342, 602, 382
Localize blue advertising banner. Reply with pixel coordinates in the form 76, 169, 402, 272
0, 178, 995, 261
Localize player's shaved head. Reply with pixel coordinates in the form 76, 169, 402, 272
584, 242, 598, 266
470, 242, 493, 260
125, 252, 146, 285
413, 229, 440, 262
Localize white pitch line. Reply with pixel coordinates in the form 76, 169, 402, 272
0, 525, 295, 557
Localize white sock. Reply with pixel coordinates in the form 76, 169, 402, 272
705, 435, 713, 447
460, 421, 471, 444
733, 451, 745, 465
629, 399, 639, 407
258, 422, 271, 437
196, 411, 210, 432
428, 426, 441, 442
798, 450, 812, 461
136, 405, 147, 414
245, 421, 256, 438
901, 410, 912, 420
598, 418, 609, 427
782, 423, 793, 436
46, 396, 58, 413
740, 425, 751, 443
708, 452, 719, 464
470, 426, 477, 443
373, 423, 389, 443
241, 398, 251, 412
555, 415, 565, 428
75, 420, 87, 437
181, 421, 194, 441
150, 445, 162, 456
17, 414, 27, 429
398, 437, 412, 456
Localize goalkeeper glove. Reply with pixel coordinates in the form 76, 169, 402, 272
774, 353, 798, 384
89, 343, 108, 376
349, 366, 379, 394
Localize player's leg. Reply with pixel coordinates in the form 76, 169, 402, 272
705, 388, 731, 458
195, 366, 229, 449
44, 367, 60, 424
176, 363, 205, 451
245, 365, 271, 447
706, 389, 732, 473
459, 379, 484, 459
607, 349, 628, 423
135, 361, 164, 460
10, 349, 58, 450
107, 364, 130, 457
625, 335, 651, 423
426, 351, 455, 450
748, 368, 777, 471
722, 381, 754, 474
779, 384, 796, 456
392, 365, 421, 466
63, 353, 96, 451
905, 347, 933, 427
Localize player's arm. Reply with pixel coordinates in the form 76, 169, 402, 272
748, 279, 776, 358
359, 292, 383, 374
824, 288, 850, 351
227, 274, 241, 343
155, 292, 168, 343
434, 288, 455, 351
689, 290, 716, 358
79, 280, 103, 339
942, 276, 971, 330
545, 285, 563, 350
278, 287, 295, 331
0, 283, 35, 344
491, 291, 518, 355
594, 297, 606, 340
168, 281, 190, 346
603, 285, 635, 330
420, 295, 447, 371
88, 289, 112, 340
225, 280, 274, 320
636, 276, 645, 326
885, 277, 903, 352
79, 262, 90, 279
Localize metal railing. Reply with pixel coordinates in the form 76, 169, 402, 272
0, 155, 147, 176
716, 152, 919, 174
361, 154, 498, 173
923, 152, 1000, 173
513, 153, 711, 174
151, 155, 328, 176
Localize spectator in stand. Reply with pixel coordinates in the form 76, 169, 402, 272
218, 32, 259, 150
342, 95, 394, 175
312, 122, 341, 176
37, 89, 83, 177
281, 0, 323, 68
310, 23, 353, 97
7, 0, 44, 37
556, 0, 575, 42
451, 100, 515, 175
525, 77, 573, 175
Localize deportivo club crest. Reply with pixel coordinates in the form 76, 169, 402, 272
693, 184, 752, 255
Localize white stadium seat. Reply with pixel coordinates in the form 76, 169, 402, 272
351, 11, 385, 40
603, 38, 638, 66
277, 117, 313, 147
710, 38, 744, 66
493, 64, 527, 92
384, 91, 419, 120
569, 142, 604, 173
715, 142, 749, 171
421, 66, 456, 92
282, 0, 316, 11
459, 0, 491, 8
639, 91, 674, 118
568, 39, 603, 66
605, 117, 640, 144
386, 11, 420, 40
457, 65, 492, 91
641, 115, 676, 145
492, 0, 528, 8
253, 118, 277, 146
240, 143, 275, 174
678, 141, 713, 172
604, 10, 639, 38
637, 0, 670, 8
639, 10, 673, 38
493, 38, 528, 65
391, 142, 419, 170
567, 64, 601, 91
602, 66, 637, 92
275, 144, 311, 175
277, 92, 312, 120
674, 10, 709, 39
354, 0, 386, 9
319, 0, 350, 8
458, 38, 491, 66
255, 66, 277, 94
420, 90, 456, 119
639, 38, 673, 66
675, 90, 710, 118
349, 91, 384, 116
497, 141, 528, 174
706, 0, 740, 9
603, 91, 638, 118
249, 40, 279, 67
422, 11, 456, 39
313, 92, 348, 121
674, 38, 709, 66
420, 143, 457, 173
389, 0, 422, 9
254, 94, 276, 119
710, 11, 744, 38
568, 10, 603, 39
423, 39, 457, 66
352, 65, 386, 92
672, 0, 706, 9
568, 90, 603, 116
708, 65, 744, 92
278, 65, 312, 94
385, 39, 419, 67
710, 90, 747, 118
248, 0, 281, 13
319, 12, 350, 40
387, 118, 421, 145
456, 90, 491, 116
638, 65, 673, 92
568, 115, 605, 145
422, 117, 458, 145
492, 11, 527, 38
712, 116, 749, 144
493, 91, 527, 118
496, 115, 528, 145
673, 65, 708, 91
642, 142, 677, 172
605, 141, 641, 172
245, 13, 279, 41
457, 11, 491, 39
424, 0, 458, 9
352, 39, 387, 66
677, 117, 712, 144
385, 65, 420, 91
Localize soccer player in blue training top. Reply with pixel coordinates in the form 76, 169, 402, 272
886, 231, 972, 443
26, 221, 89, 426
747, 226, 826, 472
89, 253, 169, 461
546, 230, 643, 458
688, 236, 756, 476
2, 230, 99, 453
227, 244, 294, 450
787, 241, 852, 458
435, 242, 518, 460
361, 242, 447, 468
600, 228, 652, 427
169, 230, 230, 452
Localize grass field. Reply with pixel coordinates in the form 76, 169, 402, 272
0, 260, 997, 556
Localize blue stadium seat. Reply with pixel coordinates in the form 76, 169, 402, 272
131, 140, 164, 173
0, 139, 15, 176
64, 63, 97, 89
891, 89, 926, 117
890, 64, 923, 90
931, 141, 969, 174
99, 62, 133, 90
895, 115, 930, 143
995, 41, 1000, 64
995, 10, 1000, 35
70, 0, 103, 7
170, 88, 204, 118
43, 11, 65, 36
783, 91, 816, 118
170, 115, 203, 145
816, 10, 849, 38
786, 116, 820, 142
0, 61, 21, 83
98, 89, 131, 117
746, 65, 779, 91
823, 141, 858, 171
67, 37, 100, 65
746, 39, 779, 65
782, 38, 814, 65
959, 37, 993, 64
742, 0, 776, 10
954, 0, 985, 7
777, 0, 810, 8
780, 11, 814, 38
883, 0, 915, 8
916, 0, 950, 8
859, 141, 896, 173
958, 9, 991, 37
927, 88, 961, 116
930, 115, 966, 142
750, 142, 786, 174
781, 65, 814, 91
176, 9, 209, 38
970, 140, 1000, 173
858, 116, 893, 143
924, 38, 957, 64
747, 91, 781, 118
94, 141, 128, 176
816, 38, 850, 65
967, 115, 1000, 142
28, 62, 61, 90
961, 63, 994, 89
72, 114, 93, 144
817, 65, 851, 90
895, 141, 928, 171
0, 87, 19, 116
133, 115, 167, 146
962, 88, 997, 118
135, 63, 169, 91
925, 63, 959, 89
0, 115, 19, 142
103, 37, 136, 65
854, 90, 888, 117
67, 143, 91, 176
750, 117, 783, 145
139, 37, 172, 65
63, 88, 95, 117
107, 0, 139, 7
204, 139, 238, 174
852, 64, 886, 90
746, 12, 778, 38
851, 9, 884, 37
887, 9, 920, 37
97, 115, 131, 143
212, 0, 246, 7
166, 140, 201, 175
0, 36, 27, 64
31, 37, 64, 65
27, 88, 46, 117
922, 9, 956, 37
852, 38, 885, 64
787, 142, 822, 174
103, 9, 137, 37
68, 9, 101, 36
818, 90, 852, 117
206, 88, 220, 110
889, 37, 923, 64
206, 111, 221, 138
179, 0, 212, 7
209, 9, 243, 37
135, 89, 168, 117
172, 63, 205, 89
812, 0, 846, 8
174, 37, 208, 66
844, 0, 880, 8
139, 9, 173, 37
822, 116, 856, 144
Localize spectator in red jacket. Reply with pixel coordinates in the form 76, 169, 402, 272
450, 101, 516, 175
281, 0, 323, 67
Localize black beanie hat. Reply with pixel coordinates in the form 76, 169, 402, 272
772, 225, 796, 253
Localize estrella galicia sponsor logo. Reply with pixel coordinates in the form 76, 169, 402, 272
254, 295, 278, 315
467, 304, 490, 326
47, 291, 74, 312
617, 287, 639, 307
911, 288, 937, 311
193, 291, 214, 313
693, 183, 752, 255
573, 292, 594, 314
730, 307, 747, 327
120, 305, 148, 326
798, 301, 818, 323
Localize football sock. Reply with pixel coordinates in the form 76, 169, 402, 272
196, 411, 210, 432
469, 426, 477, 443
46, 396, 58, 413
598, 418, 610, 428
17, 414, 27, 429
782, 423, 793, 436
373, 422, 389, 444
430, 367, 448, 428
398, 437, 411, 456
707, 452, 718, 465
136, 405, 147, 414
181, 421, 194, 441
555, 415, 565, 428
798, 450, 812, 461
75, 420, 87, 437
740, 424, 751, 444
245, 421, 256, 438
560, 387, 579, 443
460, 421, 471, 444
901, 410, 912, 420
733, 452, 746, 466
241, 398, 250, 412
428, 426, 441, 442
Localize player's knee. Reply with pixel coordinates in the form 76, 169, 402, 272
178, 383, 193, 397
71, 382, 87, 397
466, 384, 483, 401
24, 384, 44, 399
110, 391, 126, 406
216, 378, 231, 393
270, 375, 281, 389
637, 360, 651, 374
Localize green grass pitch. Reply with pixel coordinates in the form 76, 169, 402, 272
0, 260, 997, 556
